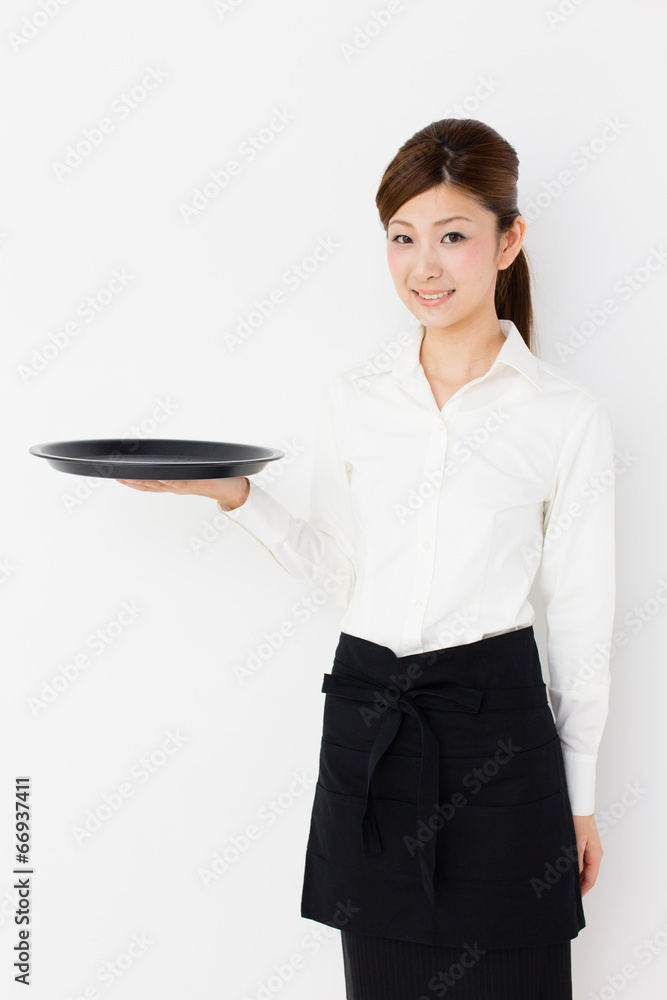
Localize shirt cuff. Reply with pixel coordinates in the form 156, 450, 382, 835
216, 479, 292, 547
560, 748, 597, 816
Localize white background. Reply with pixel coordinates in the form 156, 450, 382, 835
2, 0, 666, 997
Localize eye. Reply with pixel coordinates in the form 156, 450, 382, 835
389, 232, 466, 245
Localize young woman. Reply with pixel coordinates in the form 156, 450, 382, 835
118, 118, 615, 999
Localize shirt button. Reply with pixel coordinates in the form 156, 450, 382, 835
414, 599, 423, 609
422, 541, 431, 551
437, 423, 445, 432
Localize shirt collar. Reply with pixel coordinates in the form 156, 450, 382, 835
350, 319, 543, 392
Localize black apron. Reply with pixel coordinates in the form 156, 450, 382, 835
300, 624, 585, 948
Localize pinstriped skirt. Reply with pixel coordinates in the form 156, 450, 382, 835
340, 930, 572, 999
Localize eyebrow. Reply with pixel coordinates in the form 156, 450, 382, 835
388, 216, 472, 227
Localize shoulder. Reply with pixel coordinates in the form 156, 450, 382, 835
532, 354, 613, 435
535, 354, 604, 403
322, 356, 391, 406
325, 325, 422, 395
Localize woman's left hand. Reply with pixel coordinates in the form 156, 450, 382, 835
572, 813, 603, 896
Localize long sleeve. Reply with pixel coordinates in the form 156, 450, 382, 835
217, 376, 358, 608
538, 398, 616, 816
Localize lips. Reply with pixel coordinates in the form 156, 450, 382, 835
412, 289, 455, 304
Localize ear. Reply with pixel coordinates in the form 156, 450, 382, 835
498, 216, 527, 270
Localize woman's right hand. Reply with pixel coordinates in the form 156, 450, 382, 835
115, 475, 251, 509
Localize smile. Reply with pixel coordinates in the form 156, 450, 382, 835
412, 289, 455, 305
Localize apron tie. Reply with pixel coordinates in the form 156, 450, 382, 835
321, 671, 485, 905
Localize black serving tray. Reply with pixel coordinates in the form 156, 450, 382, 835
28, 438, 284, 480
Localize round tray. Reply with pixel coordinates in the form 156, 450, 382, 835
28, 438, 284, 480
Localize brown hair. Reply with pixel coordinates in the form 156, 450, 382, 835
375, 118, 535, 351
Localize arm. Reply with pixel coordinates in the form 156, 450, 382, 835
218, 376, 358, 608
537, 398, 616, 818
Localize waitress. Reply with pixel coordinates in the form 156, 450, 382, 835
118, 117, 616, 1000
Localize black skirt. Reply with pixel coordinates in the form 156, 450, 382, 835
300, 625, 585, 957
340, 929, 572, 999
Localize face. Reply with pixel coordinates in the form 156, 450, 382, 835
386, 183, 525, 334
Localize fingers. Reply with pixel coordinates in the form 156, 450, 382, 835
580, 858, 599, 896
115, 479, 179, 491
577, 834, 603, 896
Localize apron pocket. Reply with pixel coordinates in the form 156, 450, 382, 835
306, 781, 422, 878
437, 787, 573, 882
438, 734, 563, 807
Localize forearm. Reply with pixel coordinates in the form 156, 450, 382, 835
217, 479, 357, 606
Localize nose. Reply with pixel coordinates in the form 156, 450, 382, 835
411, 242, 444, 283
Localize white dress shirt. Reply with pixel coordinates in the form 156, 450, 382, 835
218, 319, 616, 816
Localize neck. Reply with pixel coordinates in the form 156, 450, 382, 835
419, 318, 506, 382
